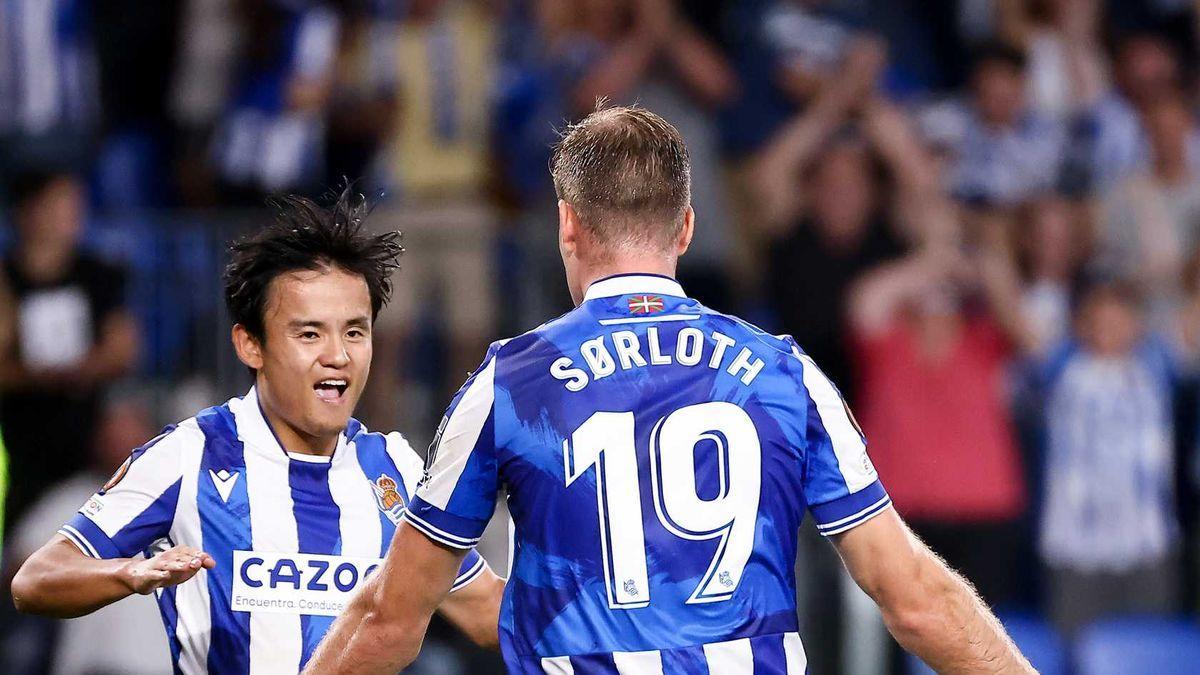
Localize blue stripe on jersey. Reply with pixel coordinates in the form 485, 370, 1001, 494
62, 480, 181, 558
660, 644, 710, 674
110, 479, 183, 557
289, 459, 340, 668
157, 585, 184, 675
196, 406, 252, 675
345, 418, 363, 442
567, 652, 619, 673
751, 633, 787, 673
62, 511, 120, 558
351, 432, 400, 556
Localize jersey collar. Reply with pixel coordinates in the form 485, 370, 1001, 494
583, 273, 687, 302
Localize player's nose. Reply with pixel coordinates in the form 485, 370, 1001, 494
318, 335, 351, 369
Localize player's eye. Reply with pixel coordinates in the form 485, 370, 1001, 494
299, 330, 320, 340
346, 328, 367, 340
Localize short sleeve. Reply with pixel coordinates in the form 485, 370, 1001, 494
793, 349, 892, 536
450, 549, 489, 592
404, 345, 504, 550
383, 432, 493, 588
59, 425, 192, 559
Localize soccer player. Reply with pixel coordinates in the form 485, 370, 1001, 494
11, 190, 505, 673
305, 108, 1033, 674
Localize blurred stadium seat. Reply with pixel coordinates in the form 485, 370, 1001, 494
907, 613, 1067, 675
1076, 617, 1200, 675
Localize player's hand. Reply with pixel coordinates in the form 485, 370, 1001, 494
122, 545, 216, 595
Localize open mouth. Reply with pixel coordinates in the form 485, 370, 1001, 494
314, 379, 348, 403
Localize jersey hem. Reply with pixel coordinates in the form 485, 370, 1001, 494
58, 525, 100, 558
516, 629, 808, 672
401, 509, 481, 550
61, 512, 122, 558
818, 497, 893, 536
809, 479, 888, 531
449, 555, 489, 592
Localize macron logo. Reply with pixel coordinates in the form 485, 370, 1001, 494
209, 469, 240, 503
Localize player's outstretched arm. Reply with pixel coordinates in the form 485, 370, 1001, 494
303, 522, 467, 675
831, 509, 1034, 674
11, 535, 214, 618
437, 564, 505, 649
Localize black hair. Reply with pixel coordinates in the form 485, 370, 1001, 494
8, 169, 79, 210
971, 40, 1028, 74
1069, 264, 1142, 316
222, 186, 403, 342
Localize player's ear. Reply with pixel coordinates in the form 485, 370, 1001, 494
231, 324, 265, 371
559, 200, 580, 257
676, 206, 695, 256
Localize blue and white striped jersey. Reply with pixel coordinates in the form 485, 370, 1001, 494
404, 274, 890, 674
58, 388, 487, 675
1039, 338, 1179, 571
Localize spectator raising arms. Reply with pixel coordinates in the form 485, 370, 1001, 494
847, 230, 1033, 608
567, 0, 740, 309
947, 41, 1066, 207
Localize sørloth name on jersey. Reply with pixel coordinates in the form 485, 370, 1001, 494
550, 327, 767, 391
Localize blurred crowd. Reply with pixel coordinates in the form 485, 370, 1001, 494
4, 0, 1200, 673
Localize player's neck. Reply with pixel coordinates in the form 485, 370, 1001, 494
257, 393, 339, 457
577, 257, 678, 300
274, 423, 338, 457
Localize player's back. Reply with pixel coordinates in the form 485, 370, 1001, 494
407, 275, 889, 674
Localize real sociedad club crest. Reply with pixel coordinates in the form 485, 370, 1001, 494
372, 474, 406, 524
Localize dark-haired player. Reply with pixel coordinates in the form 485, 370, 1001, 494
12, 189, 505, 674
307, 107, 1033, 674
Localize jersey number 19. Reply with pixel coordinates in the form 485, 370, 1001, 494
564, 402, 762, 610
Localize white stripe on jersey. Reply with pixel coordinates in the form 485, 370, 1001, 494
541, 655, 574, 674
598, 314, 702, 326
797, 353, 875, 492
383, 431, 426, 495
612, 650, 664, 674
816, 495, 892, 536
420, 356, 497, 510
784, 632, 808, 674
60, 524, 99, 558
702, 637, 754, 674
241, 411, 304, 673
90, 427, 196, 539
328, 440, 384, 557
537, 632, 807, 674
173, 424, 212, 675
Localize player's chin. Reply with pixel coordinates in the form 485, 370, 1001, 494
308, 409, 352, 439
309, 390, 359, 428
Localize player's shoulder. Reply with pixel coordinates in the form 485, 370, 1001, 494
346, 421, 424, 480
697, 304, 806, 359
136, 416, 207, 458
96, 416, 207, 492
138, 395, 261, 461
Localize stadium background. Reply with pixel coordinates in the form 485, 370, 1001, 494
3, 0, 1200, 673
